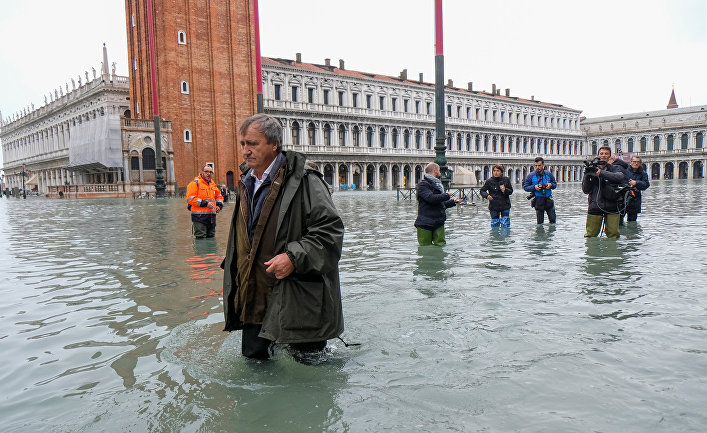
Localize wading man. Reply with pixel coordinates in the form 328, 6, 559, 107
523, 157, 557, 224
582, 146, 627, 238
186, 164, 223, 238
414, 162, 462, 246
222, 114, 345, 360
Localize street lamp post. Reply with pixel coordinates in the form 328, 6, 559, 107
434, 0, 451, 190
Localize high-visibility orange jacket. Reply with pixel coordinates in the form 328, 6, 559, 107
186, 176, 224, 222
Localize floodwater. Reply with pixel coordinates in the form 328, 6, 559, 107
1, 179, 706, 432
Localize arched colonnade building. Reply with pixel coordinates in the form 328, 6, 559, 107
262, 56, 586, 190
582, 100, 707, 180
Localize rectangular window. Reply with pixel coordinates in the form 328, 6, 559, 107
415, 100, 420, 113
493, 110, 497, 122
366, 94, 372, 109
338, 91, 344, 106
475, 108, 480, 119
404, 99, 409, 112
392, 98, 397, 111
308, 88, 314, 103
379, 96, 385, 110
323, 89, 330, 105
274, 84, 281, 100
467, 107, 471, 119
291, 86, 298, 102
447, 105, 452, 117
353, 93, 359, 107
456, 106, 461, 118
426, 101, 431, 114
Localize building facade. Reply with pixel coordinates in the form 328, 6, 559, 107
582, 93, 706, 180
262, 56, 586, 189
124, 0, 257, 190
0, 47, 175, 198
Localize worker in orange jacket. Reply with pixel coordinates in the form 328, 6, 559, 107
186, 164, 224, 238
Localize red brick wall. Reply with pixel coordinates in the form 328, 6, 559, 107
125, 0, 256, 188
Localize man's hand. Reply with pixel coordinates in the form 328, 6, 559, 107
594, 168, 601, 177
215, 206, 221, 213
546, 183, 552, 189
264, 253, 294, 279
487, 195, 493, 200
629, 179, 637, 186
535, 184, 542, 190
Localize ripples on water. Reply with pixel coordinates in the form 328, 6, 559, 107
0, 180, 705, 432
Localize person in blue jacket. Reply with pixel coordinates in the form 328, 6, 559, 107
523, 157, 557, 224
621, 156, 650, 223
414, 162, 462, 246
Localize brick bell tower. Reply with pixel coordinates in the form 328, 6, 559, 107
124, 0, 257, 190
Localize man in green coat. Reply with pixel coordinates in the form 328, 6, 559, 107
222, 113, 345, 360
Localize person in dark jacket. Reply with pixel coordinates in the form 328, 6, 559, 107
221, 114, 345, 360
480, 164, 513, 227
581, 146, 628, 238
522, 157, 558, 224
621, 156, 650, 223
414, 162, 462, 246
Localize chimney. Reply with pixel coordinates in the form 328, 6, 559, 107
467, 82, 473, 91
505, 88, 510, 97
339, 59, 345, 70
325, 58, 331, 67
400, 69, 407, 80
296, 53, 302, 63
492, 83, 496, 94
419, 73, 424, 83
531, 95, 535, 101
496, 89, 500, 96
447, 79, 453, 87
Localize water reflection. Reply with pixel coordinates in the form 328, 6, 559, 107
413, 245, 449, 285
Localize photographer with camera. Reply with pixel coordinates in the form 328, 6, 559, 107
581, 146, 628, 238
523, 157, 557, 224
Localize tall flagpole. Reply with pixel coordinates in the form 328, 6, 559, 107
146, 0, 166, 197
434, 0, 450, 189
254, 0, 263, 113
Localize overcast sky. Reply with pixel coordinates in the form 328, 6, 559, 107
1, 0, 706, 125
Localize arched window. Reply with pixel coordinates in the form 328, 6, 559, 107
427, 131, 433, 149
323, 124, 331, 146
667, 134, 674, 151
130, 156, 140, 170
653, 135, 660, 151
142, 148, 156, 170
353, 125, 360, 147
696, 132, 703, 149
177, 30, 186, 45
415, 130, 421, 149
404, 129, 410, 148
392, 128, 399, 148
291, 121, 300, 145
180, 80, 189, 94
338, 124, 346, 146
366, 127, 373, 147
640, 137, 647, 152
308, 122, 316, 145
628, 138, 634, 152
184, 129, 192, 142
379, 127, 386, 147
681, 133, 688, 149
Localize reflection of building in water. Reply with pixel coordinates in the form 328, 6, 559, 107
582, 90, 707, 180
262, 56, 586, 189
0, 45, 175, 198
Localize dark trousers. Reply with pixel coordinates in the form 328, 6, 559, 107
241, 324, 327, 359
620, 212, 638, 223
193, 221, 216, 238
535, 207, 556, 224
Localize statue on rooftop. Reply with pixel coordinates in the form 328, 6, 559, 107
71, 78, 76, 90
92, 67, 96, 79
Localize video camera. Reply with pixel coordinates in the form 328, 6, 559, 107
583, 157, 607, 175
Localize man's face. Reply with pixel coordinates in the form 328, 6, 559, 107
534, 161, 544, 173
597, 149, 611, 162
241, 124, 279, 174
201, 165, 214, 181
630, 158, 641, 170
432, 166, 442, 179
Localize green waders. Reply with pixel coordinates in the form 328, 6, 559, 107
585, 214, 620, 239
417, 226, 446, 246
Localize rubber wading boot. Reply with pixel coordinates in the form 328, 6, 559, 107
584, 214, 604, 237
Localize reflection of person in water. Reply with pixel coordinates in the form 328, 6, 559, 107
413, 246, 449, 284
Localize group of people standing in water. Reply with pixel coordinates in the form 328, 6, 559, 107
414, 146, 650, 245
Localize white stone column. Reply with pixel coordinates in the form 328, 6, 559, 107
374, 163, 380, 190
347, 163, 354, 187
386, 163, 392, 190
333, 162, 340, 190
